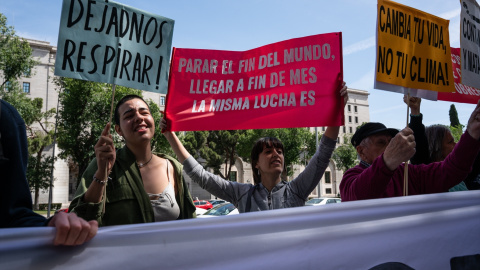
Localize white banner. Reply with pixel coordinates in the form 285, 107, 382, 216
1, 191, 480, 270
461, 0, 480, 89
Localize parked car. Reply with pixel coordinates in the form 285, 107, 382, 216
208, 199, 227, 206
55, 208, 68, 214
193, 200, 213, 210
305, 197, 341, 206
195, 207, 208, 216
197, 202, 238, 218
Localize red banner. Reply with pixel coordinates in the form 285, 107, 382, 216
437, 48, 480, 104
165, 33, 344, 131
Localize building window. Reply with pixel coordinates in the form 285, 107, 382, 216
337, 137, 340, 143
355, 116, 358, 123
229, 171, 237, 182
348, 116, 352, 123
347, 105, 351, 112
322, 126, 325, 131
160, 96, 165, 106
343, 126, 346, 133
23, 82, 30, 93
325, 188, 332, 194
349, 127, 353, 133
4, 81, 12, 92
354, 105, 358, 113
325, 171, 331, 183
24, 68, 31, 77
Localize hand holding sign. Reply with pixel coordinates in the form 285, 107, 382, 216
403, 95, 421, 115
466, 100, 480, 140
383, 127, 416, 171
94, 123, 115, 181
340, 81, 348, 106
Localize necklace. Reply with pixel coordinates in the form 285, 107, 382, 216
137, 154, 153, 168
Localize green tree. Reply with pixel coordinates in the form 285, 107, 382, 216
181, 130, 247, 179
449, 104, 462, 128
332, 134, 358, 171
238, 128, 316, 180
450, 125, 463, 143
55, 77, 169, 185
2, 86, 56, 209
207, 130, 248, 179
0, 13, 38, 87
181, 130, 209, 160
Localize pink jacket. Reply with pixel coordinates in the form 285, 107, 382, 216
340, 131, 480, 201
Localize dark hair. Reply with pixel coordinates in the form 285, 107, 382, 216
251, 137, 285, 185
425, 125, 451, 162
114, 94, 149, 125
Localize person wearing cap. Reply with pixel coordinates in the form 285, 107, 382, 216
340, 99, 480, 201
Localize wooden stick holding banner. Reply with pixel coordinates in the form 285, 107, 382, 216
101, 84, 116, 214
403, 91, 410, 196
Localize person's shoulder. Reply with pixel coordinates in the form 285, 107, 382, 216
343, 164, 364, 176
157, 153, 182, 166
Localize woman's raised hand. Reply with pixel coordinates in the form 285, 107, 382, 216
94, 123, 115, 178
339, 81, 348, 107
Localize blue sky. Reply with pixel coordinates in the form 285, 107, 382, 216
2, 0, 476, 130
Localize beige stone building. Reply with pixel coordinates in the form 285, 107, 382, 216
308, 88, 370, 198
7, 39, 369, 206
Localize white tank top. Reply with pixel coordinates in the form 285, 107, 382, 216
147, 159, 180, 222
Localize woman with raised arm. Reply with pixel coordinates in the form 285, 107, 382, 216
403, 95, 479, 191
161, 82, 348, 213
69, 95, 196, 226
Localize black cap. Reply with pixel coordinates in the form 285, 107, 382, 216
351, 122, 399, 147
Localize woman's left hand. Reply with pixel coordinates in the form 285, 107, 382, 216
339, 81, 348, 107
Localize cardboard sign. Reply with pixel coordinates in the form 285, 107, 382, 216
460, 0, 480, 89
375, 0, 454, 94
54, 0, 174, 93
166, 33, 344, 131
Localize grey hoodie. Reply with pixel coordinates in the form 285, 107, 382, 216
182, 135, 336, 213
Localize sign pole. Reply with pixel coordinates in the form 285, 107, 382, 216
403, 91, 410, 196
102, 84, 116, 214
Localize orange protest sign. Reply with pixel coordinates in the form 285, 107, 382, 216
376, 0, 454, 93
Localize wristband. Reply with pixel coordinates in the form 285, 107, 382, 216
93, 175, 110, 185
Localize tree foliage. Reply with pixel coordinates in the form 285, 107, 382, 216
449, 104, 462, 128
0, 13, 38, 87
450, 125, 463, 143
55, 77, 170, 185
2, 86, 56, 209
27, 155, 55, 208
181, 130, 246, 179
332, 134, 358, 172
